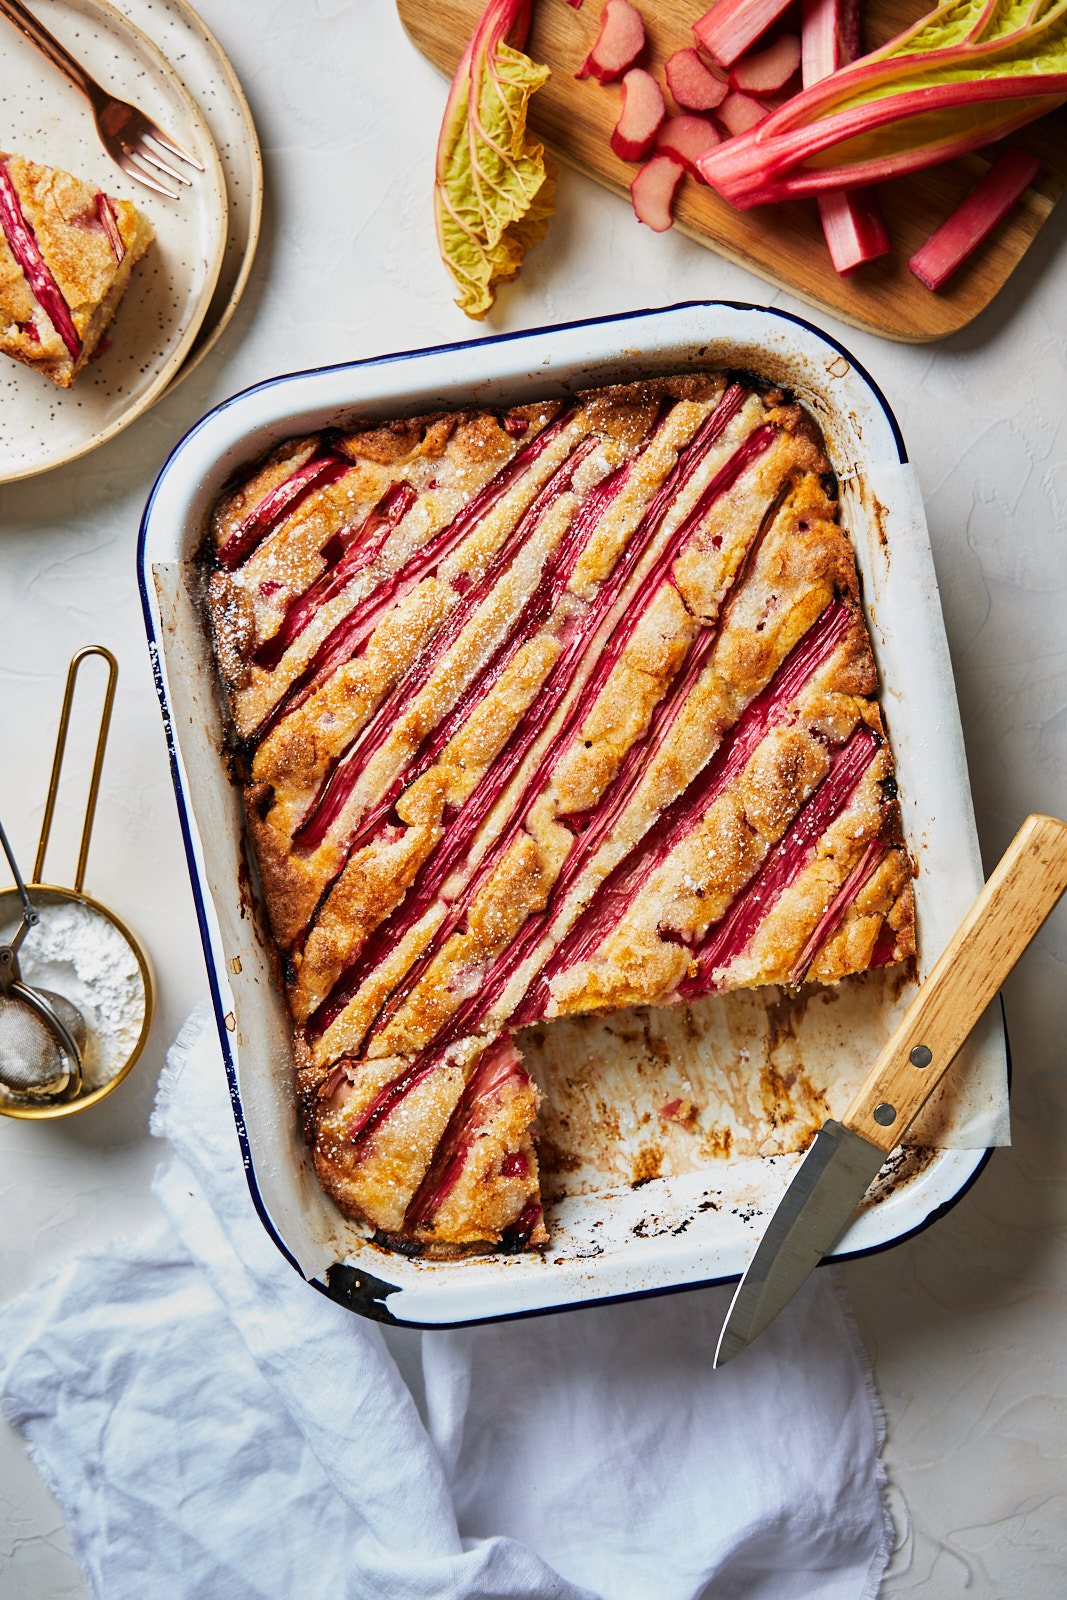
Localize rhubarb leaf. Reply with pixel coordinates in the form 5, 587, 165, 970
434, 0, 557, 319
698, 0, 1067, 205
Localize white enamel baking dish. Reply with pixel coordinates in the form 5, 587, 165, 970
138, 302, 1006, 1326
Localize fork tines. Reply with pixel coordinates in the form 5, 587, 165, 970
145, 118, 205, 175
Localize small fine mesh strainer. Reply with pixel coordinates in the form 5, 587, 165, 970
0, 647, 154, 1119
0, 820, 88, 1098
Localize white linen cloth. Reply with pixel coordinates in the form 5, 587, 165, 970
0, 1006, 893, 1599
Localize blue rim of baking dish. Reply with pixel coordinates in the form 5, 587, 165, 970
139, 298, 997, 1327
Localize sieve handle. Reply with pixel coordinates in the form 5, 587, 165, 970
33, 647, 118, 894
0, 813, 38, 958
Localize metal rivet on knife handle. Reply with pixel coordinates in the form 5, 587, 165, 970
842, 813, 1067, 1154
873, 1103, 897, 1126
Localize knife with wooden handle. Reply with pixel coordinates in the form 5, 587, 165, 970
715, 813, 1067, 1367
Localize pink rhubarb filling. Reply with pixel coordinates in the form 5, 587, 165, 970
306, 388, 761, 1038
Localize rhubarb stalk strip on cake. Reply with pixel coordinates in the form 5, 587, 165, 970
0, 152, 153, 387
203, 372, 915, 1256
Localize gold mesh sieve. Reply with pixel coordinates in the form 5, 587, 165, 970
0, 647, 155, 1120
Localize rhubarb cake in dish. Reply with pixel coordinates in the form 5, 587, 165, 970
0, 152, 154, 387
203, 370, 915, 1257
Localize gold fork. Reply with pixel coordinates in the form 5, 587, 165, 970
0, 0, 204, 199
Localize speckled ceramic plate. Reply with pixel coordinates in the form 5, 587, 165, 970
0, 0, 228, 483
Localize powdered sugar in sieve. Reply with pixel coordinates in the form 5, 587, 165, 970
0, 899, 145, 1095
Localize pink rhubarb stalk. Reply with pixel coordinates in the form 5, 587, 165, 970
94, 193, 125, 264
802, 0, 889, 274
908, 146, 1042, 289
0, 157, 80, 362
356, 415, 778, 1051
788, 838, 885, 985
307, 387, 756, 1038
800, 0, 858, 86
252, 408, 576, 742
512, 596, 853, 1023
694, 0, 798, 69
216, 451, 353, 572
698, 0, 1067, 208
816, 188, 890, 273
254, 483, 416, 671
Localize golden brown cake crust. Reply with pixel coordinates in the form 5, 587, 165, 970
203, 372, 916, 1255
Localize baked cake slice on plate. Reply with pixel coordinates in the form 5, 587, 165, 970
204, 372, 915, 1255
0, 152, 153, 387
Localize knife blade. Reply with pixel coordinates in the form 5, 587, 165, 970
715, 812, 1067, 1367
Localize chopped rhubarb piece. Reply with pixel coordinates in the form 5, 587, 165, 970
664, 47, 729, 111
660, 1097, 697, 1124
716, 91, 769, 138
0, 157, 80, 362
345, 1053, 442, 1149
908, 148, 1042, 292
729, 34, 801, 93
800, 0, 854, 84
631, 154, 685, 231
611, 68, 666, 162
693, 0, 796, 69
94, 193, 125, 265
801, 0, 888, 275
654, 115, 721, 176
501, 1199, 544, 1249
817, 187, 889, 273
317, 1061, 354, 1106
576, 0, 644, 83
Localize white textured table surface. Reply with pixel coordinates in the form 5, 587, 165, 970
2, 4, 1065, 1595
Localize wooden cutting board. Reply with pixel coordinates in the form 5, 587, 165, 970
397, 0, 1067, 342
